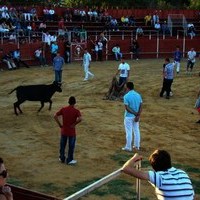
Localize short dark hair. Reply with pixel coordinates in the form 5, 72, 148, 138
126, 82, 134, 90
68, 96, 76, 105
0, 157, 3, 168
165, 58, 170, 62
149, 149, 172, 171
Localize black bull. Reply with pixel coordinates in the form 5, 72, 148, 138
9, 82, 62, 115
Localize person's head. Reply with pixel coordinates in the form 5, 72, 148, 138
165, 57, 170, 63
149, 149, 172, 172
121, 57, 125, 63
0, 157, 7, 186
126, 82, 134, 91
191, 48, 194, 51
68, 96, 76, 105
84, 48, 88, 53
176, 46, 180, 51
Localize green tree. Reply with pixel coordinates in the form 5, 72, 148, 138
189, 0, 200, 9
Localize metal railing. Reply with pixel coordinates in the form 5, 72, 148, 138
63, 160, 141, 200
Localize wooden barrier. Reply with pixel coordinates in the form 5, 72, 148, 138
8, 184, 60, 200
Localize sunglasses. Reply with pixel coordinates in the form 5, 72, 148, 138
0, 170, 7, 178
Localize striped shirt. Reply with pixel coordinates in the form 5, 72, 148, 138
148, 167, 194, 200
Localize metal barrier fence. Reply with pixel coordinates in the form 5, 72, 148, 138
63, 160, 141, 200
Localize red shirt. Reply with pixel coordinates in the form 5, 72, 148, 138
58, 20, 64, 29
56, 105, 81, 136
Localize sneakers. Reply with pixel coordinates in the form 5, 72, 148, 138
122, 147, 132, 152
83, 78, 88, 81
68, 160, 77, 165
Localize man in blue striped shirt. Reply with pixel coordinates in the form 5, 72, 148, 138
122, 149, 194, 199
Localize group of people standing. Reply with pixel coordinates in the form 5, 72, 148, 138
160, 46, 198, 100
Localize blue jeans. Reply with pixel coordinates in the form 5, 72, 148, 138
55, 70, 62, 83
59, 135, 76, 163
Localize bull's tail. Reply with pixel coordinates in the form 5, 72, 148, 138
8, 88, 17, 95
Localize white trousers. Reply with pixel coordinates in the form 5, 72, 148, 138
84, 64, 94, 80
124, 117, 140, 150
174, 61, 180, 73
3, 59, 16, 69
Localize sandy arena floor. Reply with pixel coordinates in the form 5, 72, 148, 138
0, 58, 199, 199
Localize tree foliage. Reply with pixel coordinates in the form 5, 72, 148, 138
1, 0, 199, 9
189, 0, 200, 9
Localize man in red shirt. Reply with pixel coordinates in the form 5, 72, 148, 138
54, 96, 82, 165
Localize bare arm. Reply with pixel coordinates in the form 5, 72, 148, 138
125, 105, 138, 116
54, 114, 62, 128
1, 186, 13, 200
71, 116, 82, 128
125, 102, 142, 117
122, 153, 149, 180
127, 70, 130, 80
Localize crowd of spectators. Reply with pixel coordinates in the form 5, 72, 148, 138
0, 5, 199, 70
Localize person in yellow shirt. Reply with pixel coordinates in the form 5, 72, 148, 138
144, 14, 152, 26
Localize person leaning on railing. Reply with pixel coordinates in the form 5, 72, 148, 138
122, 149, 195, 200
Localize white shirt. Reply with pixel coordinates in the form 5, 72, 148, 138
35, 49, 42, 57
187, 50, 196, 63
118, 62, 130, 78
98, 42, 103, 50
50, 35, 57, 42
149, 167, 194, 200
49, 9, 55, 15
83, 52, 91, 66
42, 33, 51, 45
155, 23, 161, 29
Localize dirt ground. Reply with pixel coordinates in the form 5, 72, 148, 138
0, 58, 200, 200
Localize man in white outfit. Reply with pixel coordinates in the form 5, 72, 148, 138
116, 58, 130, 86
187, 48, 196, 72
122, 82, 143, 152
82, 48, 94, 81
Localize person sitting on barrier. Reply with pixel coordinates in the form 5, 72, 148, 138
187, 23, 196, 38
112, 44, 123, 61
122, 149, 195, 200
2, 51, 17, 70
136, 26, 144, 36
128, 15, 136, 26
161, 21, 170, 35
109, 17, 119, 31
0, 157, 14, 200
154, 20, 161, 32
35, 47, 47, 67
12, 48, 29, 68
144, 13, 152, 26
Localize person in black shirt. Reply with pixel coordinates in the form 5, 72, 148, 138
64, 40, 71, 63
132, 39, 140, 60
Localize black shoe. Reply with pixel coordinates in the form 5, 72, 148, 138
59, 158, 65, 163
196, 120, 200, 124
